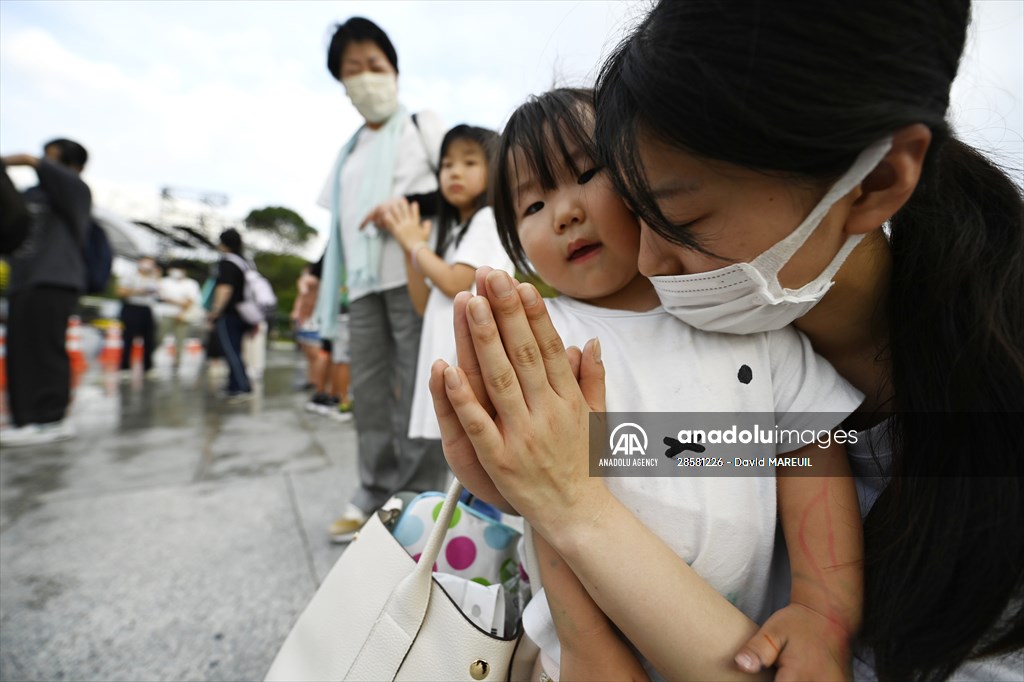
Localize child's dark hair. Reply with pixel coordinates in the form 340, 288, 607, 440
433, 125, 498, 257
491, 88, 597, 274
595, 1, 1023, 680
326, 17, 398, 80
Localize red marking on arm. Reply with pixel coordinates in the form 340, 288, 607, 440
823, 480, 838, 567
795, 483, 828, 582
795, 480, 857, 640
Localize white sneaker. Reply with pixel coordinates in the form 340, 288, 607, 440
328, 504, 368, 543
1, 420, 76, 447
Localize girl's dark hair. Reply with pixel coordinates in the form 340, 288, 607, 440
43, 138, 88, 170
595, 1, 1023, 680
326, 16, 398, 80
491, 88, 597, 274
433, 125, 499, 258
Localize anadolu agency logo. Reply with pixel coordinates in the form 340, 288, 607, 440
608, 422, 648, 456
595, 420, 659, 471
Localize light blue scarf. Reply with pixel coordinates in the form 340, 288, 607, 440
315, 106, 407, 340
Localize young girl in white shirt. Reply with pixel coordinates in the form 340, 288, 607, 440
446, 88, 866, 681
381, 125, 515, 442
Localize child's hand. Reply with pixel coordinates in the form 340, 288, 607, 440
359, 196, 406, 231
734, 603, 851, 681
382, 199, 432, 251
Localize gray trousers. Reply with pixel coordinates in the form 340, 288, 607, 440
348, 286, 448, 513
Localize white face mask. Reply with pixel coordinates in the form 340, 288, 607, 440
343, 72, 399, 124
169, 269, 185, 280
650, 138, 892, 334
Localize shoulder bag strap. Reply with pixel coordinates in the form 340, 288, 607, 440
411, 113, 438, 175
344, 478, 464, 681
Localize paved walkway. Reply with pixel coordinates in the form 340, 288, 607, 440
1, 347, 358, 681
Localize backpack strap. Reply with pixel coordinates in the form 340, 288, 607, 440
410, 113, 438, 175
223, 252, 251, 272
222, 253, 252, 299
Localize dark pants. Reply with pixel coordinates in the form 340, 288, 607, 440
120, 303, 155, 371
7, 287, 78, 426
215, 313, 251, 394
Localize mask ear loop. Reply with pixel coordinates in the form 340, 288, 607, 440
750, 137, 894, 298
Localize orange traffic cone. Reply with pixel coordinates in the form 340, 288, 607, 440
100, 324, 124, 370
130, 337, 144, 368
0, 324, 8, 428
66, 316, 88, 389
0, 323, 7, 393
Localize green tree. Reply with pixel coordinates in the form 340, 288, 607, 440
244, 206, 317, 255
253, 252, 308, 337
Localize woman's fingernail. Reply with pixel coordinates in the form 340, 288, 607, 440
469, 297, 491, 324
489, 272, 513, 298
735, 653, 759, 673
518, 283, 538, 306
591, 337, 602, 364
444, 366, 462, 389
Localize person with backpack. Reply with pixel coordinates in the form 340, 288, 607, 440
207, 228, 253, 402
1, 139, 91, 446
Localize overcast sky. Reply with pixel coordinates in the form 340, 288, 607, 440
2, 0, 1021, 258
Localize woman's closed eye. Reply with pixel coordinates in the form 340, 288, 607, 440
577, 167, 601, 184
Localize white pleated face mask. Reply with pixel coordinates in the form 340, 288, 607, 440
343, 72, 399, 124
649, 138, 892, 334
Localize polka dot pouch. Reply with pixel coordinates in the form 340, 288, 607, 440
392, 491, 523, 594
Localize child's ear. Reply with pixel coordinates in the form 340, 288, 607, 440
844, 123, 932, 235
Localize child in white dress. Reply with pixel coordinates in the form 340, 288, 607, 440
382, 125, 515, 442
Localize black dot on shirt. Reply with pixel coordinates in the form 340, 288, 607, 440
738, 365, 753, 384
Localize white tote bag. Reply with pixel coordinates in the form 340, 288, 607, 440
265, 479, 538, 681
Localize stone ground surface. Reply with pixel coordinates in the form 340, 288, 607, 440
0, 344, 358, 682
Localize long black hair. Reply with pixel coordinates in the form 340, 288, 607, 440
490, 88, 597, 274
595, 1, 1024, 680
433, 125, 498, 258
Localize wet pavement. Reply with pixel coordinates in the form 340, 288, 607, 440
0, 345, 358, 681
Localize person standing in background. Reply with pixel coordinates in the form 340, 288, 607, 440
1, 139, 91, 446
291, 263, 323, 392
207, 229, 252, 402
314, 17, 449, 542
158, 260, 202, 372
116, 256, 161, 375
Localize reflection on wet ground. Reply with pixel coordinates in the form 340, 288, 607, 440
0, 346, 358, 681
